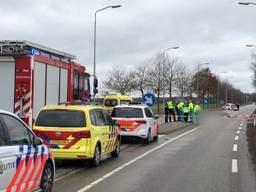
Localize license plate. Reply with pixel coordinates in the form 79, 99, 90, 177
51, 140, 69, 145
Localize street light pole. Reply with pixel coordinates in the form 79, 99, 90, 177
93, 5, 121, 103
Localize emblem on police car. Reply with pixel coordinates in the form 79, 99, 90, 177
0, 161, 3, 174
55, 131, 62, 138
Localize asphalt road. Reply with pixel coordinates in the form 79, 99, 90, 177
52, 105, 256, 192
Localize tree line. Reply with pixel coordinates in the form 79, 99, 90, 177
103, 52, 250, 111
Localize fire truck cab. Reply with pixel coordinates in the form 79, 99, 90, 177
0, 40, 91, 126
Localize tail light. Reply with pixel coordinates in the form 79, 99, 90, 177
135, 120, 147, 124
73, 131, 91, 138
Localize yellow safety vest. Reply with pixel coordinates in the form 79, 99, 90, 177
167, 101, 174, 109
194, 105, 201, 113
189, 102, 194, 110
183, 106, 190, 113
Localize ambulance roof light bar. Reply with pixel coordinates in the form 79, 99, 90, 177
0, 40, 76, 61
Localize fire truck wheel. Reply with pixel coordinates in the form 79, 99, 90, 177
90, 144, 101, 167
111, 139, 120, 158
40, 162, 54, 192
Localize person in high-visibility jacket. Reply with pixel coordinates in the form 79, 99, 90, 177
167, 100, 176, 122
177, 101, 184, 121
189, 101, 194, 122
194, 104, 201, 124
183, 103, 190, 122
164, 102, 169, 123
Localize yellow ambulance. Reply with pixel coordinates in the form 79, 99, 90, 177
103, 95, 132, 113
33, 104, 120, 167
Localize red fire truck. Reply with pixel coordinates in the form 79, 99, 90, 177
0, 40, 91, 126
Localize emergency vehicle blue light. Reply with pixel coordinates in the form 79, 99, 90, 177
28, 48, 36, 56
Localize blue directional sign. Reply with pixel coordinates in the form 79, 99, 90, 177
203, 98, 208, 104
28, 48, 36, 56
142, 92, 156, 107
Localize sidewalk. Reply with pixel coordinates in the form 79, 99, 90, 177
158, 121, 194, 135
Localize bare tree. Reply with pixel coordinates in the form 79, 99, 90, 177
134, 60, 149, 98
146, 52, 168, 112
103, 68, 136, 95
165, 57, 182, 99
174, 64, 191, 97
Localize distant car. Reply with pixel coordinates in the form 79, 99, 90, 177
111, 105, 159, 144
222, 103, 238, 111
0, 110, 54, 192
33, 104, 120, 167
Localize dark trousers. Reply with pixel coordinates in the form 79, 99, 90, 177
184, 112, 189, 122
165, 107, 168, 123
168, 109, 176, 122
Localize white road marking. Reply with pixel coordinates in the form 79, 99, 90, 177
235, 136, 239, 141
159, 134, 166, 138
237, 131, 240, 134
238, 127, 242, 130
76, 127, 199, 192
240, 124, 243, 126
233, 144, 238, 152
232, 159, 238, 173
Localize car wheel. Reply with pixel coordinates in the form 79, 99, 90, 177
143, 129, 151, 144
153, 133, 158, 141
111, 139, 120, 158
90, 144, 101, 167
40, 162, 54, 192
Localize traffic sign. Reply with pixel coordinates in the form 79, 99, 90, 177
203, 98, 208, 104
142, 92, 156, 107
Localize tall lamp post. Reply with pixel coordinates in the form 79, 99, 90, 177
196, 62, 209, 104
93, 5, 121, 103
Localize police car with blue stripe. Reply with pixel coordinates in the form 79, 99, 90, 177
0, 110, 55, 192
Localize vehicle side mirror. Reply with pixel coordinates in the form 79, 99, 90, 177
153, 115, 159, 120
33, 136, 42, 146
94, 77, 98, 89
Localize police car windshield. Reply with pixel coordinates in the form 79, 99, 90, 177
105, 99, 118, 107
35, 110, 86, 127
112, 107, 144, 118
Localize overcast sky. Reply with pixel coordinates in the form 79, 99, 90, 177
1, 0, 256, 93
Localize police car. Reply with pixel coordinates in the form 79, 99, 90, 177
0, 110, 55, 192
111, 105, 159, 144
33, 104, 120, 167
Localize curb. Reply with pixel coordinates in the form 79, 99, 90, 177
158, 123, 197, 135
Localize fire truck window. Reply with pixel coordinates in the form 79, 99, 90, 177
2, 115, 31, 145
84, 76, 89, 91
73, 73, 79, 100
73, 73, 84, 100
